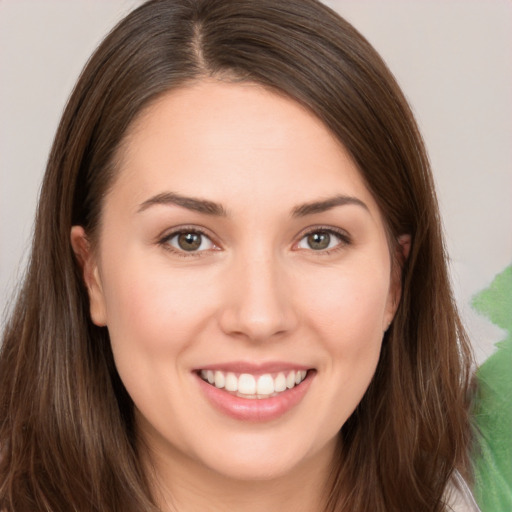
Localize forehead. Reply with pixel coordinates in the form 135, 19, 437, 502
108, 80, 379, 219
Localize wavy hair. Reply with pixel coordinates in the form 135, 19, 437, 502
0, 1, 473, 510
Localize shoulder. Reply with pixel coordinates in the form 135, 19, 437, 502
444, 471, 481, 512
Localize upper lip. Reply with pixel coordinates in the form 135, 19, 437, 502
194, 361, 313, 375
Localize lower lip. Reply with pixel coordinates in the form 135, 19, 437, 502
196, 372, 315, 422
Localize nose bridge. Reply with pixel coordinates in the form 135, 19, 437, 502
218, 244, 297, 342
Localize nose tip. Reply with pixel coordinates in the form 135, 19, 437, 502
217, 260, 298, 343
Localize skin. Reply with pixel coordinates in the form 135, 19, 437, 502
71, 80, 406, 511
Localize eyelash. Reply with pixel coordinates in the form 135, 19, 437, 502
158, 226, 351, 257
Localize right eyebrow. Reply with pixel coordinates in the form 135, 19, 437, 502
137, 191, 228, 216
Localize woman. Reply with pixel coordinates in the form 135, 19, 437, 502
0, 0, 478, 510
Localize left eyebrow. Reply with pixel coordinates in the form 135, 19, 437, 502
291, 195, 369, 217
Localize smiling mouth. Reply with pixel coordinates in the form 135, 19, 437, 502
198, 369, 310, 399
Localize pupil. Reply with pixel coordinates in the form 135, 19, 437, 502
178, 233, 201, 251
308, 232, 330, 250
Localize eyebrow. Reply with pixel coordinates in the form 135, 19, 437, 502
291, 195, 369, 217
137, 191, 368, 218
137, 192, 228, 216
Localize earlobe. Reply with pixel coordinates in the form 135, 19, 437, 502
70, 226, 107, 326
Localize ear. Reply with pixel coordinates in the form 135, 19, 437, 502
384, 234, 411, 331
397, 233, 411, 261
70, 226, 107, 326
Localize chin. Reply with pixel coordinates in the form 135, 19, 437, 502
189, 428, 336, 483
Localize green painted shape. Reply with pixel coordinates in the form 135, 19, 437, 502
472, 265, 512, 511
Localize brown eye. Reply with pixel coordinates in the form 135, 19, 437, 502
177, 233, 202, 251
307, 232, 331, 250
165, 231, 215, 253
297, 229, 348, 252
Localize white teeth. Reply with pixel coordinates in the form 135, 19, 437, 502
200, 369, 308, 396
238, 374, 256, 394
274, 372, 286, 392
214, 370, 225, 389
256, 374, 275, 395
225, 372, 238, 392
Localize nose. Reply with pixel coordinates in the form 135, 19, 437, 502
217, 250, 298, 343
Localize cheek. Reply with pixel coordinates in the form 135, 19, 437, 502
300, 262, 390, 397
97, 252, 222, 421
300, 267, 389, 433
98, 255, 214, 431
101, 255, 217, 352
303, 264, 390, 344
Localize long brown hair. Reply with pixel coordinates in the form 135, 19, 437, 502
0, 1, 473, 510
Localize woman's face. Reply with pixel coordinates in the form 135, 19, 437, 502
73, 80, 401, 482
